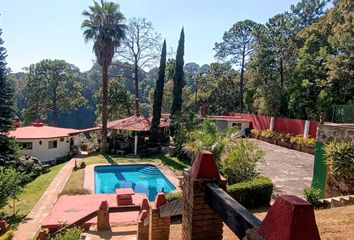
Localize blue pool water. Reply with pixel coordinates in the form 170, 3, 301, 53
94, 164, 176, 201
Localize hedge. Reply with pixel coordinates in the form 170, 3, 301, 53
165, 191, 182, 202
227, 176, 273, 208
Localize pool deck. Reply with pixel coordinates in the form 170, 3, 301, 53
84, 163, 182, 195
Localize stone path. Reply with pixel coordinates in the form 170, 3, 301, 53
13, 157, 77, 240
251, 139, 314, 198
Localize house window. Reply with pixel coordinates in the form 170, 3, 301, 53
48, 140, 58, 149
60, 137, 64, 142
21, 142, 32, 150
232, 123, 242, 129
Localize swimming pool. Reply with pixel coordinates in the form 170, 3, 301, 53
94, 164, 176, 201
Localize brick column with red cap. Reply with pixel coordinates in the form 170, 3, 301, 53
149, 192, 170, 240
97, 200, 110, 231
182, 150, 226, 240
243, 195, 321, 240
137, 210, 149, 240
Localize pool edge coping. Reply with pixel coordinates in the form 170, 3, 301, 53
84, 162, 182, 197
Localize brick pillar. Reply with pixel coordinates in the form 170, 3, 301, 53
137, 210, 149, 240
182, 150, 226, 240
252, 195, 320, 240
149, 192, 170, 240
97, 200, 111, 231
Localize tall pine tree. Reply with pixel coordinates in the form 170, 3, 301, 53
0, 29, 17, 165
150, 40, 167, 143
171, 28, 185, 117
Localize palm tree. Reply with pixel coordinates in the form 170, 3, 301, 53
81, 0, 126, 152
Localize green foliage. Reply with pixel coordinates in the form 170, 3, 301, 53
23, 59, 87, 125
95, 76, 133, 122
0, 29, 17, 165
303, 186, 321, 205
227, 176, 273, 208
0, 167, 23, 210
171, 28, 185, 119
324, 141, 354, 180
165, 191, 182, 202
0, 230, 14, 240
53, 227, 82, 240
290, 135, 316, 148
183, 119, 239, 161
151, 40, 167, 142
221, 140, 265, 184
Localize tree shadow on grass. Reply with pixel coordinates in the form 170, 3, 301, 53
7, 214, 26, 229
102, 155, 118, 165
156, 154, 191, 172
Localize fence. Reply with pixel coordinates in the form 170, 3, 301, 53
225, 112, 319, 138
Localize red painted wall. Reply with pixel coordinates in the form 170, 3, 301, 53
273, 117, 305, 135
225, 113, 319, 138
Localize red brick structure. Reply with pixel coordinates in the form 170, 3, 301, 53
137, 210, 149, 240
257, 195, 320, 240
97, 200, 111, 231
182, 151, 226, 240
149, 193, 170, 240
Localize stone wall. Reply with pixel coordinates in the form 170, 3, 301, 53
317, 123, 354, 145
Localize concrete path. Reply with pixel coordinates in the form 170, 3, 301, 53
13, 157, 77, 240
251, 139, 314, 198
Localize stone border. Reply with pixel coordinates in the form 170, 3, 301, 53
84, 162, 182, 195
318, 194, 354, 209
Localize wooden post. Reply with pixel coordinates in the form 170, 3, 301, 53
182, 150, 226, 240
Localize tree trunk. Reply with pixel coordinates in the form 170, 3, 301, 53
101, 65, 109, 153
240, 47, 246, 113
134, 61, 140, 116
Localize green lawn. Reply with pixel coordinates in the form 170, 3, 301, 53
62, 153, 191, 193
0, 163, 65, 228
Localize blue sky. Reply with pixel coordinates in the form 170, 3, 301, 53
1, 0, 300, 72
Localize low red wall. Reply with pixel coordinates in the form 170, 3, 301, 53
273, 117, 305, 136
225, 113, 319, 138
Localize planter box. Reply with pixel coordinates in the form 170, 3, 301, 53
292, 143, 301, 151
300, 145, 315, 155
276, 140, 292, 149
259, 136, 276, 144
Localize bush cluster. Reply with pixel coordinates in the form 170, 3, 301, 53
303, 187, 321, 206
227, 176, 273, 208
324, 141, 354, 180
165, 191, 182, 201
251, 129, 315, 148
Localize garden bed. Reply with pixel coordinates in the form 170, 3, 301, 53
251, 130, 315, 155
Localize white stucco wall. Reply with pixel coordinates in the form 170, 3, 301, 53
213, 120, 250, 136
17, 136, 79, 163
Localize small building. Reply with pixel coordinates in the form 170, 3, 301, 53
206, 115, 251, 136
9, 120, 81, 163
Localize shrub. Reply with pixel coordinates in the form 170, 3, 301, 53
260, 129, 276, 139
324, 141, 354, 180
60, 188, 91, 196
290, 135, 316, 148
53, 227, 82, 240
221, 140, 265, 184
0, 230, 14, 240
227, 176, 273, 208
303, 187, 321, 205
250, 129, 261, 136
165, 191, 182, 202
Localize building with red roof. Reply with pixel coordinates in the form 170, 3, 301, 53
9, 120, 82, 163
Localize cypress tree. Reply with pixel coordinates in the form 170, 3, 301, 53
0, 28, 17, 165
150, 40, 167, 143
171, 28, 185, 117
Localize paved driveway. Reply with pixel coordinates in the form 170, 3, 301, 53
251, 139, 315, 198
